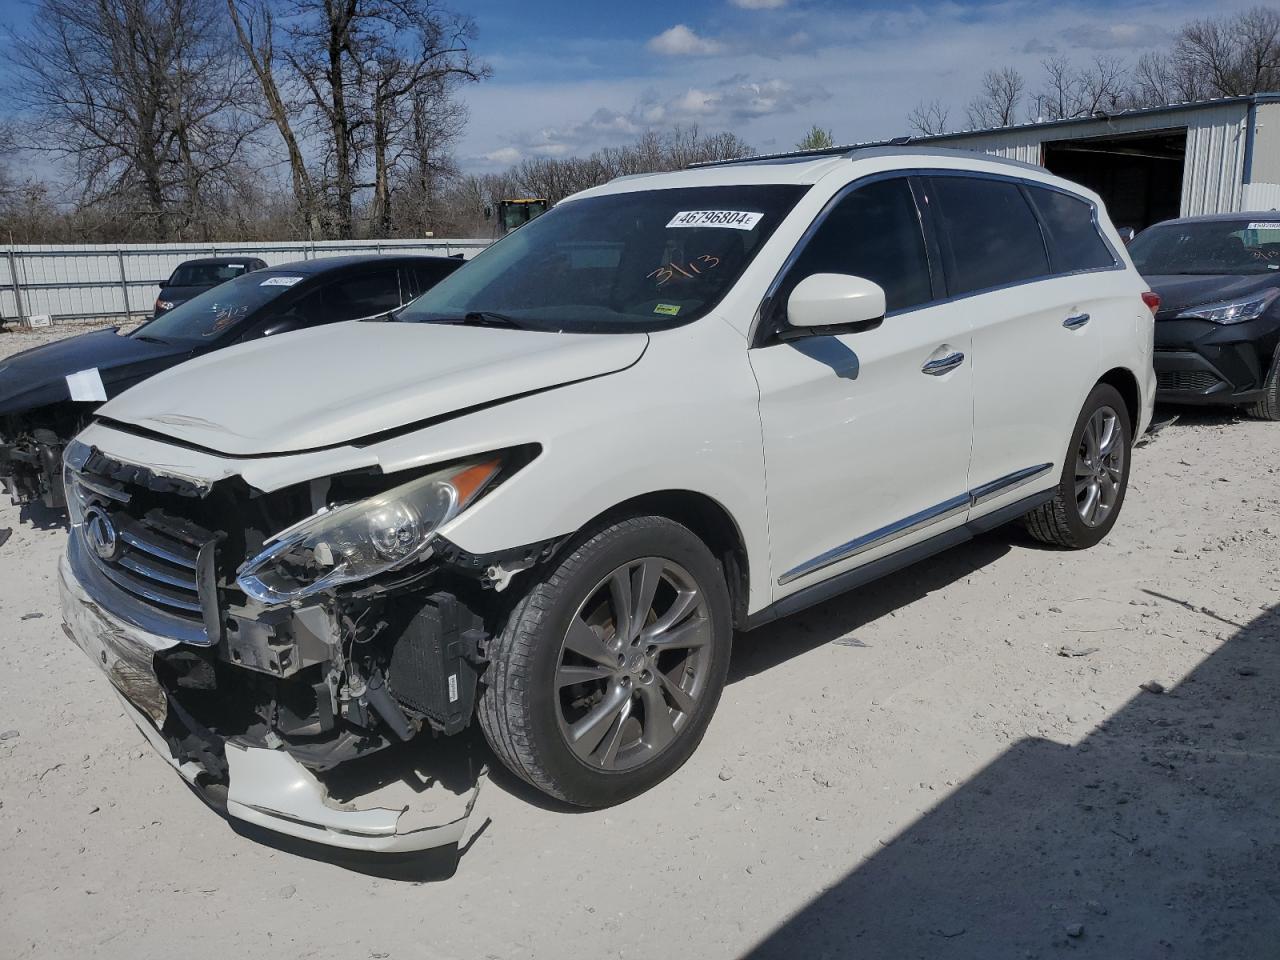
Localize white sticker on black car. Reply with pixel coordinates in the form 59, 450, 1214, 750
260, 275, 304, 287
666, 210, 764, 230
66, 368, 107, 402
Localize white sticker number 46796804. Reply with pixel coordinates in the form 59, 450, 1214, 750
667, 210, 763, 231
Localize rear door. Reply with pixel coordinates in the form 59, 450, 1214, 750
750, 176, 975, 596
925, 174, 1107, 508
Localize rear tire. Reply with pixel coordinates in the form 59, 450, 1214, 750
477, 515, 732, 807
1023, 383, 1132, 549
1245, 345, 1280, 421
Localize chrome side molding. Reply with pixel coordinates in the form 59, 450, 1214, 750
778, 462, 1054, 586
778, 494, 970, 585
969, 461, 1054, 507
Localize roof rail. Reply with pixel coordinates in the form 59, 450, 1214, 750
690, 142, 1048, 174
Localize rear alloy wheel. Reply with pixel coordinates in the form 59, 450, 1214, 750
1075, 404, 1126, 528
1023, 383, 1132, 549
478, 516, 732, 806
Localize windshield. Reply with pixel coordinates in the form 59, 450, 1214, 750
168, 261, 251, 286
1129, 219, 1280, 276
397, 184, 808, 332
136, 271, 304, 342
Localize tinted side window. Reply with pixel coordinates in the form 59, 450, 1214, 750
784, 178, 934, 314
408, 262, 459, 299
929, 177, 1049, 294
284, 270, 402, 328
1025, 186, 1116, 272
325, 270, 402, 321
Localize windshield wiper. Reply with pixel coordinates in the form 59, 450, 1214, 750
133, 334, 171, 344
420, 311, 526, 329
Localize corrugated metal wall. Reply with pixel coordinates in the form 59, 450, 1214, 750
0, 238, 490, 325
925, 100, 1254, 218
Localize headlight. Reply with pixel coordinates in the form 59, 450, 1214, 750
155, 299, 175, 312
237, 457, 501, 605
1175, 288, 1279, 324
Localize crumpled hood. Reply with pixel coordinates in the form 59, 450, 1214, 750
1146, 274, 1280, 319
97, 320, 649, 456
0, 328, 192, 415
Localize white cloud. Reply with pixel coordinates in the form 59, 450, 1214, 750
730, 0, 788, 8
483, 146, 522, 165
647, 24, 724, 56
1065, 22, 1172, 50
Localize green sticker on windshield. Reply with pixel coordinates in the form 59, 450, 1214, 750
653, 303, 681, 316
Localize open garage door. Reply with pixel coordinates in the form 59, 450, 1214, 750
1041, 128, 1186, 232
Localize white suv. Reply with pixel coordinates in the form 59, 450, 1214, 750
58, 147, 1155, 852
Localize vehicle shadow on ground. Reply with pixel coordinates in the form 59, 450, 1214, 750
743, 599, 1280, 959
19, 500, 68, 532
478, 529, 1021, 816
1151, 402, 1248, 428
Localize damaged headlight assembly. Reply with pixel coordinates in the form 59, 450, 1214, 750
237, 457, 502, 605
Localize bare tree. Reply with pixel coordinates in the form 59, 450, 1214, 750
1031, 55, 1130, 120
1133, 6, 1279, 105
15, 0, 260, 239
391, 78, 468, 235
907, 99, 950, 136
227, 0, 322, 238
966, 67, 1026, 128
280, 0, 487, 239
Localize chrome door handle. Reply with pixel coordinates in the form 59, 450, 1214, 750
922, 352, 965, 375
1063, 312, 1091, 329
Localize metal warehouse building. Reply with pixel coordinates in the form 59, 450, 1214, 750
901, 93, 1280, 231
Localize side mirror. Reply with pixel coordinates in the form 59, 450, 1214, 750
782, 273, 886, 339
1118, 227, 1136, 245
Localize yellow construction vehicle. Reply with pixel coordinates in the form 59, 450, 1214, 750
487, 198, 549, 235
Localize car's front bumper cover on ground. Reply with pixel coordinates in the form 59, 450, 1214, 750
58, 553, 482, 854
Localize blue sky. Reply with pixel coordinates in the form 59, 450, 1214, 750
455, 0, 1258, 169
0, 0, 1260, 178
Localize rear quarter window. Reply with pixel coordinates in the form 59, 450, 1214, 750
929, 176, 1050, 295
1025, 186, 1117, 272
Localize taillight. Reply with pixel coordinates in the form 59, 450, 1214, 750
1141, 291, 1161, 314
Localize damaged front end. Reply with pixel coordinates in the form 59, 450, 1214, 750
58, 439, 544, 854
0, 411, 72, 509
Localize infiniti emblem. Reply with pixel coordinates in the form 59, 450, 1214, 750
83, 506, 120, 561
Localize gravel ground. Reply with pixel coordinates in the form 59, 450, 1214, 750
1, 323, 1278, 959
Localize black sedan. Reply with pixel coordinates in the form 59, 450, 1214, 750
154, 256, 268, 316
0, 254, 464, 510
1129, 213, 1280, 419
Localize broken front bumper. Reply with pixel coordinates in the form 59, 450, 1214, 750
58, 552, 482, 854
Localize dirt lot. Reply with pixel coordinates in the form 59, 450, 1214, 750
1, 323, 1278, 959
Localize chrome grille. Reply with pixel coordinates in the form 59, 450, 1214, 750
66, 460, 217, 643
97, 514, 203, 616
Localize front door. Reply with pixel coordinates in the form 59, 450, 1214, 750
749, 176, 975, 599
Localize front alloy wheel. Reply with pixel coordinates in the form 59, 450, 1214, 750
556, 558, 712, 770
478, 516, 732, 807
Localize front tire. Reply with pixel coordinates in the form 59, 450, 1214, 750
1023, 383, 1132, 549
478, 515, 732, 807
1245, 344, 1280, 421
